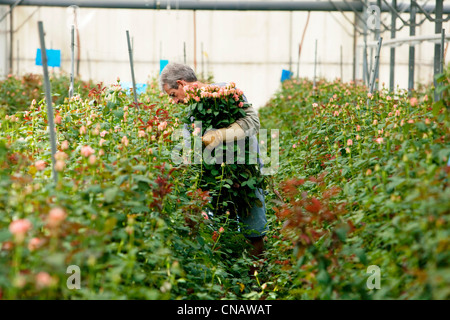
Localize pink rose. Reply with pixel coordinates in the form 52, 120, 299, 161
80, 145, 95, 158
158, 121, 168, 131
35, 272, 53, 289
61, 140, 69, 150
375, 137, 384, 144
55, 160, 65, 172
88, 155, 96, 165
121, 136, 129, 147
9, 219, 32, 241
47, 207, 67, 228
35, 160, 46, 171
28, 237, 43, 251
347, 139, 353, 146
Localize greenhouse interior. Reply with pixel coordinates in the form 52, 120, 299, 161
0, 0, 448, 304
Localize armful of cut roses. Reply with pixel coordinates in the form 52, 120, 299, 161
202, 122, 246, 150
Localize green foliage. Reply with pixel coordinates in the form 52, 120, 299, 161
259, 77, 450, 299
0, 73, 448, 300
0, 73, 91, 115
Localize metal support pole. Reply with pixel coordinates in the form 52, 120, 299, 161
434, 0, 443, 101
408, 0, 416, 94
374, 0, 381, 90
363, 1, 369, 85
389, 0, 396, 92
201, 42, 204, 79
9, 4, 12, 74
352, 11, 357, 83
38, 21, 57, 184
441, 29, 445, 73
288, 10, 292, 72
193, 10, 197, 71
313, 39, 317, 92
69, 25, 74, 99
126, 30, 138, 106
368, 37, 383, 105
340, 45, 343, 82
16, 39, 18, 75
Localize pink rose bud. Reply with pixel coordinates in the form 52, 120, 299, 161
79, 126, 87, 135
35, 160, 46, 171
61, 140, 69, 150
35, 272, 53, 289
55, 160, 65, 172
121, 135, 129, 147
88, 155, 96, 165
55, 115, 62, 124
158, 121, 168, 131
138, 130, 146, 138
80, 146, 95, 158
28, 237, 42, 251
47, 207, 67, 228
9, 219, 32, 242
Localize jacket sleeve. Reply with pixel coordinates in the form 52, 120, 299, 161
235, 104, 260, 136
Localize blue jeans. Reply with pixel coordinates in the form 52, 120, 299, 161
238, 187, 268, 239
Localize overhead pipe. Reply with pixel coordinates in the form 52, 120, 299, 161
0, 0, 449, 13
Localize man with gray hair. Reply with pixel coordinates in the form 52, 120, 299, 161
160, 62, 267, 265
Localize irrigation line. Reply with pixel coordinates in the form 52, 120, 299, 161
126, 30, 139, 107
37, 21, 58, 184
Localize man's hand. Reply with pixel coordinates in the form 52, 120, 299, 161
202, 122, 246, 150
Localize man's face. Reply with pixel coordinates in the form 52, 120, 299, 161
164, 80, 188, 104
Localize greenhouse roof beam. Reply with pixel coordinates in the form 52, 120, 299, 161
0, 0, 449, 13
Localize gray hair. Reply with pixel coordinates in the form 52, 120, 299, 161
159, 63, 197, 92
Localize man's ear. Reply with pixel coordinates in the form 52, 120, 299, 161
177, 80, 187, 87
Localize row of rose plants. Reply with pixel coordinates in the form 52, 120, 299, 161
1, 69, 448, 300
0, 78, 270, 299
0, 73, 91, 115
258, 72, 449, 299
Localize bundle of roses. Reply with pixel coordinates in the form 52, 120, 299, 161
180, 82, 265, 218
